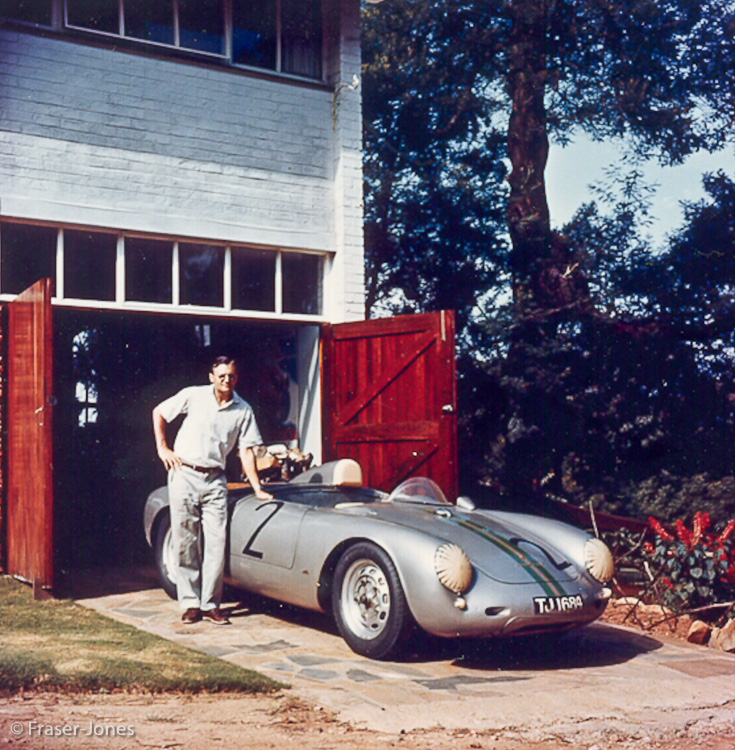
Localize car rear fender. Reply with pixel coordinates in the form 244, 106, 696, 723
144, 487, 170, 547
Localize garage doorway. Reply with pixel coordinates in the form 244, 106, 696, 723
52, 308, 320, 582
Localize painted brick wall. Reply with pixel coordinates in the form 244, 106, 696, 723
324, 0, 365, 322
0, 6, 366, 321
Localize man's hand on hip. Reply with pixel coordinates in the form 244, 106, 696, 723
158, 446, 182, 471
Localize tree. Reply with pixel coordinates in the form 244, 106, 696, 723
504, 0, 735, 316
362, 0, 735, 520
362, 0, 509, 340
364, 0, 735, 319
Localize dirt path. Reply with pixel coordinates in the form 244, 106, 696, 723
2, 691, 735, 750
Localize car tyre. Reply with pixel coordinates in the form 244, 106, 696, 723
332, 542, 412, 659
154, 512, 178, 600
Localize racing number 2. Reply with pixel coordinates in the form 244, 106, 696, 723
242, 501, 285, 559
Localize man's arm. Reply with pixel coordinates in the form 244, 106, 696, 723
240, 446, 273, 501
152, 405, 182, 471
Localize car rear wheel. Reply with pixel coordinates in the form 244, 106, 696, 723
332, 542, 411, 659
154, 513, 178, 600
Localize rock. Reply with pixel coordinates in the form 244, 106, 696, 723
709, 619, 735, 652
686, 619, 711, 645
611, 597, 641, 607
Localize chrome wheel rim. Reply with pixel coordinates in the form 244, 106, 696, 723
340, 557, 391, 640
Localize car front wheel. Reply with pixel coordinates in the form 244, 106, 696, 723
332, 542, 412, 659
153, 513, 178, 600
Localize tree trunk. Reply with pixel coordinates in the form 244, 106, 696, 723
506, 0, 552, 307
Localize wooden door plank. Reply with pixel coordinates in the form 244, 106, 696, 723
338, 330, 436, 424
335, 421, 439, 443
322, 311, 458, 499
7, 279, 54, 591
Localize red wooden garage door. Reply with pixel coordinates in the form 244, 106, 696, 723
7, 278, 55, 592
322, 311, 458, 499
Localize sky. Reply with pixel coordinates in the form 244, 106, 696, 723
546, 137, 735, 248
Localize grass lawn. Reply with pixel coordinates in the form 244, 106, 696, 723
0, 576, 284, 694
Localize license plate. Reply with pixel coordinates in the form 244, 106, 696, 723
533, 595, 584, 615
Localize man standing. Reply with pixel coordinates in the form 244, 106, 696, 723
152, 356, 273, 625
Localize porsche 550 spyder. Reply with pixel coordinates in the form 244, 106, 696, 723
143, 459, 614, 659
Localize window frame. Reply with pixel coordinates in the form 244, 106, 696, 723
0, 221, 326, 322
22, 0, 326, 82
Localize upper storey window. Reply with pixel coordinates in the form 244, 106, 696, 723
1, 0, 323, 81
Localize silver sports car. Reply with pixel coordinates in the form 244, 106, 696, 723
144, 459, 614, 659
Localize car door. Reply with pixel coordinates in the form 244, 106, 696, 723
228, 488, 316, 603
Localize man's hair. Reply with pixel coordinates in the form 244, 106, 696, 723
211, 355, 237, 371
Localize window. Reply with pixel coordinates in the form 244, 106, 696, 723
179, 0, 224, 55
67, 0, 118, 34
232, 247, 275, 311
179, 242, 224, 307
64, 229, 117, 301
1, 0, 53, 26
283, 253, 322, 315
281, 0, 322, 78
72, 328, 99, 427
232, 1, 276, 69
54, 0, 323, 79
0, 222, 57, 294
0, 222, 324, 317
126, 237, 173, 304
125, 0, 174, 45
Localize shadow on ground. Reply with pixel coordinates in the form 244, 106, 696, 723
65, 566, 659, 672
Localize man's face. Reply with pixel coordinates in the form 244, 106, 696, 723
210, 362, 238, 399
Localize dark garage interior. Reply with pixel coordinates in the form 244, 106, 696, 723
52, 308, 304, 584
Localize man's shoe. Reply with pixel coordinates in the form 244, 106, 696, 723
203, 608, 230, 625
181, 607, 202, 624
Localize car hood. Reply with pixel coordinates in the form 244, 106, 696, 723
338, 502, 582, 585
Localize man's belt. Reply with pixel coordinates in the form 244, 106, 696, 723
180, 461, 223, 474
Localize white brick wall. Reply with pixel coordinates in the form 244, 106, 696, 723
0, 8, 366, 321
324, 0, 365, 322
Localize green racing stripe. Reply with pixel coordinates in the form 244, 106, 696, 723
456, 519, 567, 597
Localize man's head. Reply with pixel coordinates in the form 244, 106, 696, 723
209, 356, 238, 402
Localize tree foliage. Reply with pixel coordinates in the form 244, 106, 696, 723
362, 0, 735, 523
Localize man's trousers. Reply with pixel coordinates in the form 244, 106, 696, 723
167, 465, 227, 612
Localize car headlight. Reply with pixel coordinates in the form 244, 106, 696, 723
435, 543, 473, 594
584, 538, 615, 583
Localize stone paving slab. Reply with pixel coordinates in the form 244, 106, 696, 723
76, 568, 735, 735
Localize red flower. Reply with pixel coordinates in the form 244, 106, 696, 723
692, 511, 711, 547
675, 519, 692, 548
718, 519, 735, 543
649, 516, 674, 543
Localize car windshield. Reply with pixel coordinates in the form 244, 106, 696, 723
385, 477, 451, 506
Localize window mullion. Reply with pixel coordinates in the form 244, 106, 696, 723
172, 241, 180, 305
116, 234, 125, 303
173, 0, 180, 47
275, 250, 283, 314
276, 0, 282, 72
56, 228, 64, 299
224, 245, 232, 310
224, 0, 232, 60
